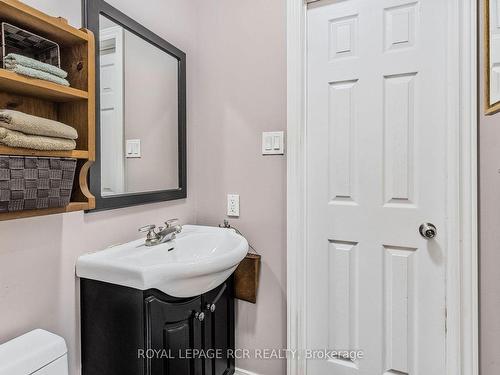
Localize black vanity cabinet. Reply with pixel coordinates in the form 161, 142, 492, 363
81, 278, 235, 375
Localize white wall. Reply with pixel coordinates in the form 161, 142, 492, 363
480, 1, 500, 374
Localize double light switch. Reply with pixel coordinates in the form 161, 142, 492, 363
126, 139, 141, 158
262, 131, 284, 155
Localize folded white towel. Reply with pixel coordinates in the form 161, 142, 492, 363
0, 127, 76, 151
4, 53, 68, 78
0, 109, 78, 140
4, 63, 70, 86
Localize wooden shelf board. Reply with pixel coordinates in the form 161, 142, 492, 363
0, 202, 90, 221
0, 70, 88, 102
0, 0, 89, 46
0, 146, 88, 159
66, 202, 90, 211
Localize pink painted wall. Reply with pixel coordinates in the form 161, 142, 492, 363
0, 1, 199, 375
0, 1, 287, 375
192, 1, 287, 374
480, 1, 500, 374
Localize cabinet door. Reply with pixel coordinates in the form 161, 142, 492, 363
145, 296, 203, 375
203, 280, 235, 375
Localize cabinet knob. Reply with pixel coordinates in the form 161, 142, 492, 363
206, 304, 216, 313
195, 312, 205, 322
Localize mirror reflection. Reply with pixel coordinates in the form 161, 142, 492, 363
99, 14, 179, 196
489, 0, 500, 106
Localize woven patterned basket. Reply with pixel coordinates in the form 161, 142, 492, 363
0, 156, 76, 213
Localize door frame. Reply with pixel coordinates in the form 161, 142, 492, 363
286, 1, 479, 374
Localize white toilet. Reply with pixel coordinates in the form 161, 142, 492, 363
0, 329, 68, 375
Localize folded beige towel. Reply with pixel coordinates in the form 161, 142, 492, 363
0, 109, 78, 140
0, 127, 76, 151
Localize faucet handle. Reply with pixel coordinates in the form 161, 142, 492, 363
139, 225, 159, 246
164, 219, 179, 228
139, 224, 156, 234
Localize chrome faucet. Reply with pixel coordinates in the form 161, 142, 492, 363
138, 219, 182, 247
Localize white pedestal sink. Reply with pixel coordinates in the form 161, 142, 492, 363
76, 225, 248, 298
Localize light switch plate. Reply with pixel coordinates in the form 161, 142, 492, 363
227, 194, 240, 217
126, 139, 141, 158
262, 131, 284, 155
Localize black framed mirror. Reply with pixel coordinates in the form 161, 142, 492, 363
83, 0, 187, 211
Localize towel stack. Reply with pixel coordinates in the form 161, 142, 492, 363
4, 53, 70, 87
0, 109, 78, 151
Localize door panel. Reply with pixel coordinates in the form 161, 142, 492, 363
145, 296, 203, 375
307, 1, 448, 374
203, 281, 235, 375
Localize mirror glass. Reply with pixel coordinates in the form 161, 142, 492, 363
488, 0, 500, 112
99, 14, 179, 196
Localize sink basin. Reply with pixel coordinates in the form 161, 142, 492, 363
76, 225, 248, 297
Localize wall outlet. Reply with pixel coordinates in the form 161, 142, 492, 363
227, 194, 240, 217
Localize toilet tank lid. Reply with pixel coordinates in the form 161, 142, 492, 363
0, 329, 67, 375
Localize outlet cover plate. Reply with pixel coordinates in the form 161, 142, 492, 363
227, 194, 240, 217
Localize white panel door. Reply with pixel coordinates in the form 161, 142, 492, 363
100, 26, 124, 195
307, 1, 448, 374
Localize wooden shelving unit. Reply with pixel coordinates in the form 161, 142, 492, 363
0, 0, 95, 221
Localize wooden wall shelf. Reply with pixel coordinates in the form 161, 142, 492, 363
0, 145, 89, 159
0, 0, 95, 221
0, 201, 90, 221
0, 70, 89, 101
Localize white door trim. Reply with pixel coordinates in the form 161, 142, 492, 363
286, 1, 478, 375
